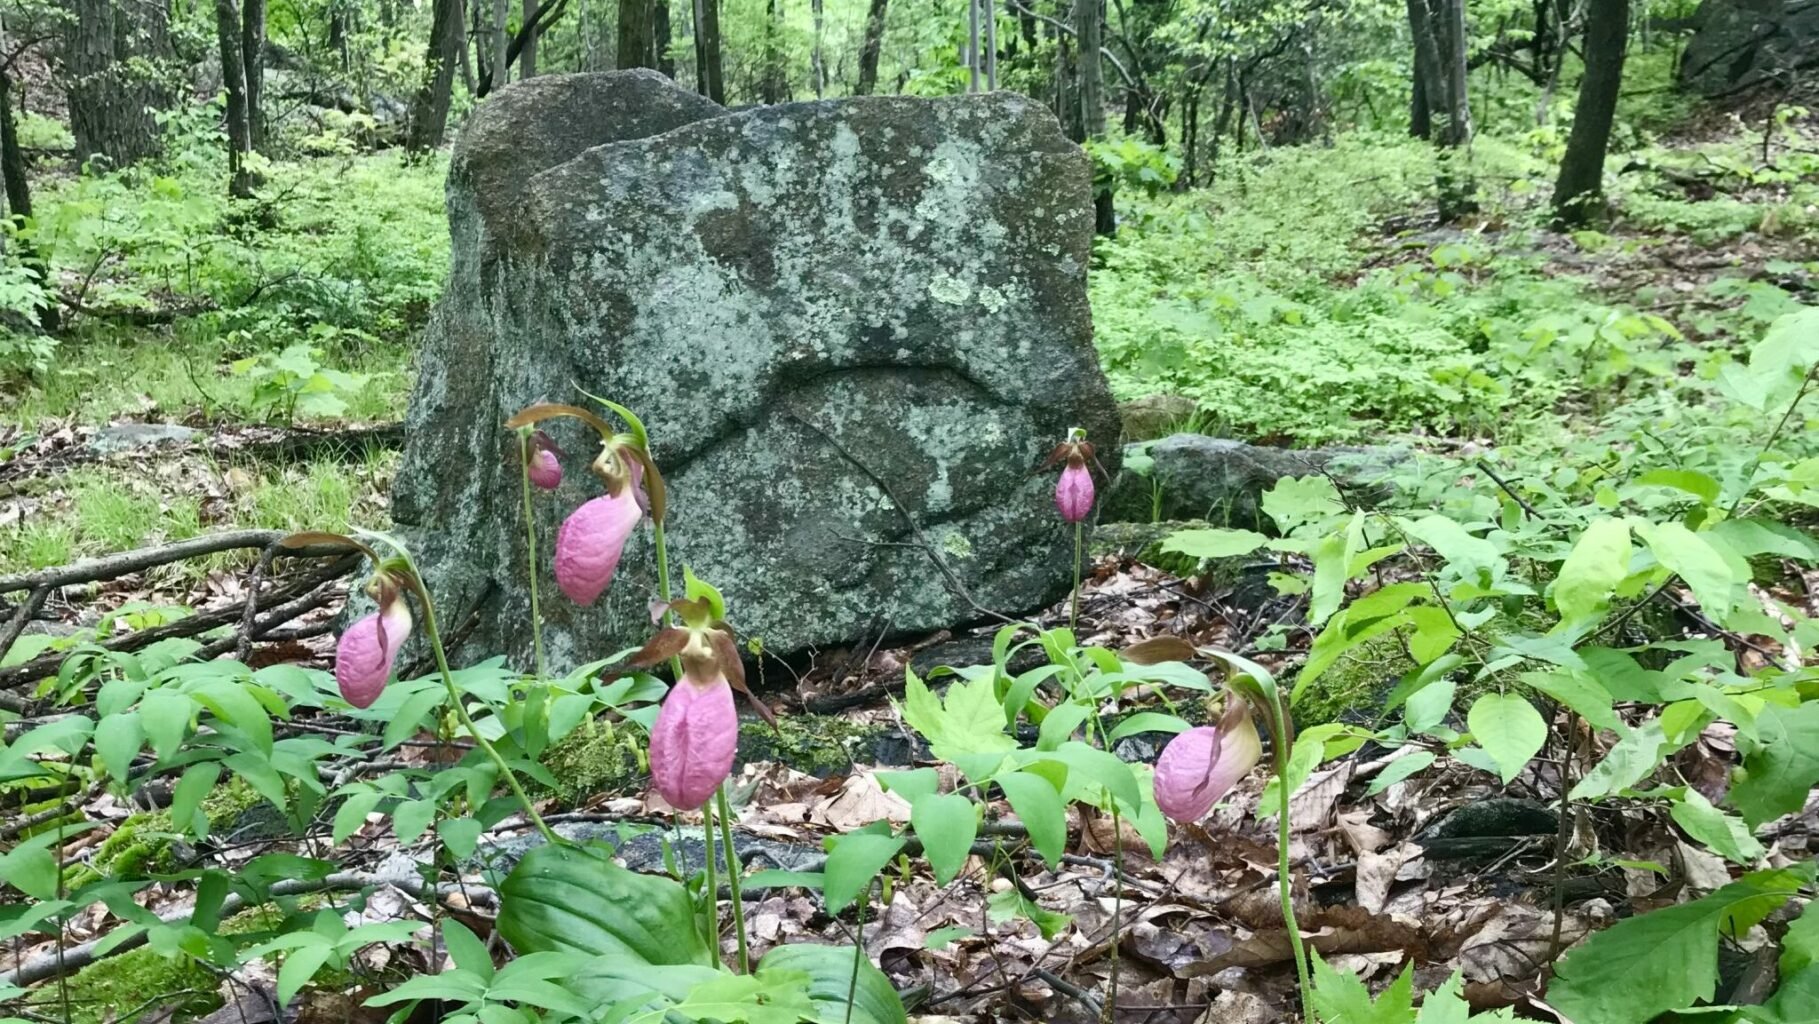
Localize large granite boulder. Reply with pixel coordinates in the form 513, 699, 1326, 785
1680, 0, 1819, 96
391, 72, 1119, 670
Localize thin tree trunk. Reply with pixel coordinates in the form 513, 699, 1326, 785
1410, 66, 1431, 138
1073, 0, 1112, 233
695, 0, 724, 100
1552, 0, 1627, 225
984, 0, 997, 88
760, 0, 786, 102
1436, 0, 1475, 219
242, 0, 266, 149
855, 0, 888, 95
654, 0, 674, 76
520, 0, 538, 75
407, 0, 464, 152
967, 0, 980, 91
492, 0, 510, 89
811, 0, 825, 95
0, 63, 55, 333
215, 0, 255, 198
618, 0, 652, 68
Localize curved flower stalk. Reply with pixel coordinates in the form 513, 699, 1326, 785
284, 529, 558, 845
505, 400, 668, 608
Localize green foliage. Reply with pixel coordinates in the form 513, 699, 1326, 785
228, 343, 370, 424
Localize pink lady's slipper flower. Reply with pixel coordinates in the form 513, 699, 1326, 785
1153, 691, 1263, 822
554, 441, 651, 605
633, 596, 776, 811
335, 577, 412, 709
1045, 429, 1099, 524
527, 431, 563, 490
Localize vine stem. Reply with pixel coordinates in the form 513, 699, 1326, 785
1549, 710, 1578, 960
1277, 723, 1313, 1022
702, 788, 722, 969
518, 431, 549, 682
1106, 807, 1123, 1021
416, 577, 557, 845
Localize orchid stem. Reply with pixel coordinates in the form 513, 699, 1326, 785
716, 785, 750, 973
1276, 716, 1312, 1022
415, 576, 557, 845
517, 431, 549, 683
702, 785, 723, 969
1070, 520, 1083, 632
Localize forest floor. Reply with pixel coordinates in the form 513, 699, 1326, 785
1, 76, 1817, 1023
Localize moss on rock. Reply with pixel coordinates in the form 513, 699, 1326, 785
734, 714, 883, 778
81, 778, 272, 883
1291, 632, 1413, 727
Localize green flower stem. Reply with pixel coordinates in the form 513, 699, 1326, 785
1070, 520, 1083, 632
517, 431, 549, 682
1277, 744, 1312, 1022
716, 785, 750, 973
702, 791, 723, 969
416, 579, 558, 845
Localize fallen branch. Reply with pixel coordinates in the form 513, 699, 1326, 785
0, 531, 352, 596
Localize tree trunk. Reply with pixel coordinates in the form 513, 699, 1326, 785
406, 0, 464, 152
855, 0, 888, 95
66, 0, 173, 169
1073, 0, 1112, 233
242, 0, 266, 149
760, 0, 786, 102
0, 66, 56, 333
522, 0, 538, 75
655, 0, 674, 77
492, 0, 510, 89
811, 0, 825, 95
967, 0, 980, 91
618, 0, 651, 68
1436, 0, 1475, 219
1405, 0, 1447, 134
695, 0, 725, 101
1410, 66, 1430, 138
1552, 0, 1628, 225
215, 0, 255, 198
983, 0, 997, 88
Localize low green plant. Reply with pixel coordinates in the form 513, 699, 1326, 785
227, 343, 370, 424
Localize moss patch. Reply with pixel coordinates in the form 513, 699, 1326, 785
734, 714, 883, 778
1291, 632, 1413, 727
536, 719, 646, 805
47, 907, 285, 1024
80, 778, 273, 883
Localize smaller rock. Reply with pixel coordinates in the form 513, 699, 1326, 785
1118, 394, 1199, 441
90, 423, 198, 453
1101, 434, 1407, 529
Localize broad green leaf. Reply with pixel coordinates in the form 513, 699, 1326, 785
1571, 719, 1669, 801
910, 793, 977, 886
1414, 971, 1519, 1023
1405, 678, 1456, 735
1108, 711, 1189, 742
1466, 693, 1545, 784
986, 888, 1072, 940
138, 690, 192, 761
497, 843, 711, 966
1310, 952, 1413, 1024
437, 818, 483, 860
383, 687, 446, 750
876, 768, 940, 802
1259, 733, 1325, 818
1365, 751, 1435, 797
995, 770, 1067, 867
1636, 521, 1739, 620
1383, 654, 1465, 715
756, 944, 907, 1024
170, 762, 220, 838
822, 832, 905, 914
1524, 670, 1619, 732
1160, 528, 1268, 559
276, 939, 333, 1007
1782, 900, 1819, 978
1552, 518, 1631, 624
1262, 475, 1345, 535
894, 670, 1016, 762
93, 713, 144, 786
1036, 741, 1142, 811
1405, 514, 1499, 580
1731, 703, 1819, 826
391, 798, 437, 843
1670, 788, 1765, 864
1036, 702, 1091, 750
331, 788, 383, 844
1551, 866, 1815, 1024
1634, 468, 1722, 505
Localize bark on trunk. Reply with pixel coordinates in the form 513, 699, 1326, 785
617, 0, 651, 68
492, 0, 510, 88
1073, 0, 1112, 233
654, 0, 674, 77
66, 0, 173, 168
694, 0, 725, 101
406, 0, 464, 152
855, 0, 888, 95
1551, 0, 1629, 225
522, 0, 538, 75
760, 0, 786, 102
243, 0, 266, 149
0, 67, 56, 333
1410, 67, 1431, 138
811, 0, 825, 95
215, 0, 255, 198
